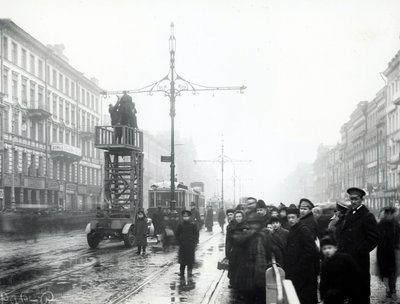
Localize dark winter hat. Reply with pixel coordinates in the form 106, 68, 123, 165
270, 216, 281, 224
181, 210, 192, 216
286, 207, 300, 216
298, 198, 314, 209
256, 200, 267, 209
278, 203, 287, 211
288, 203, 297, 209
226, 209, 235, 215
320, 235, 337, 247
137, 210, 146, 216
383, 206, 397, 214
336, 201, 350, 213
346, 187, 366, 198
270, 206, 279, 212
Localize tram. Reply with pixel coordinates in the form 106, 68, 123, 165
147, 181, 205, 217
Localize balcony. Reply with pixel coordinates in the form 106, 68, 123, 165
26, 100, 51, 121
51, 143, 81, 162
95, 126, 143, 154
79, 125, 95, 139
393, 90, 400, 106
389, 153, 400, 165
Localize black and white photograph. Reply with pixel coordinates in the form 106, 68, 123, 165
0, 0, 400, 303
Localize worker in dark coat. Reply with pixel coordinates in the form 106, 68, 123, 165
337, 187, 379, 304
284, 206, 318, 304
278, 204, 290, 230
152, 206, 165, 235
270, 216, 289, 267
225, 209, 236, 259
228, 210, 248, 286
376, 206, 400, 299
119, 92, 136, 128
319, 235, 361, 304
256, 199, 270, 227
175, 210, 199, 277
205, 205, 214, 232
189, 202, 202, 230
298, 198, 319, 239
231, 211, 273, 303
327, 201, 350, 238
217, 207, 226, 234
134, 211, 148, 255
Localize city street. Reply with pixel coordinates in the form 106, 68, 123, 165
0, 224, 398, 304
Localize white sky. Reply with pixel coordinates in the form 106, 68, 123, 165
1, 0, 400, 202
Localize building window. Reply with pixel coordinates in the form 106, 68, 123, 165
30, 54, 35, 74
59, 129, 63, 143
91, 95, 94, 109
4, 149, 9, 173
11, 42, 18, 65
86, 92, 89, 107
59, 74, 63, 92
39, 156, 44, 177
65, 78, 69, 96
13, 150, 19, 173
52, 127, 57, 142
38, 59, 43, 80
2, 67, 8, 95
2, 36, 8, 60
71, 81, 75, 99
81, 88, 85, 104
59, 98, 63, 121
12, 72, 18, 101
4, 109, 9, 133
71, 105, 75, 126
66, 130, 70, 145
21, 77, 27, 104
38, 86, 44, 104
71, 133, 75, 146
22, 152, 27, 175
30, 121, 36, 140
30, 81, 36, 104
95, 97, 99, 112
72, 164, 76, 183
53, 159, 57, 179
52, 94, 57, 119
60, 162, 64, 181
65, 102, 70, 124
52, 69, 57, 87
21, 48, 27, 69
38, 122, 44, 142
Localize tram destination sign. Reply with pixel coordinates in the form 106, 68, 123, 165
161, 156, 172, 163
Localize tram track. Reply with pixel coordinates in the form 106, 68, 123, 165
109, 232, 222, 304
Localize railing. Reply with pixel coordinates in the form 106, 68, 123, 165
27, 100, 50, 112
95, 126, 143, 151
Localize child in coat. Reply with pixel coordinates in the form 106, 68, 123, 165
134, 210, 148, 255
319, 235, 360, 304
175, 210, 199, 277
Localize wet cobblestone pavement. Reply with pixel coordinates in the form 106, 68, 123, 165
1, 227, 399, 303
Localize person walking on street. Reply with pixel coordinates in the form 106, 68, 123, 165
189, 202, 202, 230
319, 235, 361, 304
152, 206, 164, 235
134, 211, 148, 255
205, 205, 214, 232
337, 187, 379, 304
175, 210, 199, 277
284, 206, 318, 304
376, 206, 400, 300
218, 207, 226, 234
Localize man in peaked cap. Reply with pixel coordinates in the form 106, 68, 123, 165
337, 187, 378, 304
298, 198, 318, 239
285, 205, 318, 304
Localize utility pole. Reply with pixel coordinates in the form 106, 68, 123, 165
194, 136, 251, 209
101, 23, 246, 211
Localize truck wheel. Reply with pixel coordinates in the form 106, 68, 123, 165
87, 232, 100, 249
123, 226, 135, 248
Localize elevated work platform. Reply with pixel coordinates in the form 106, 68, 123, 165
95, 125, 143, 155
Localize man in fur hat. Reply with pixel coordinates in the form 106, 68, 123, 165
256, 200, 271, 227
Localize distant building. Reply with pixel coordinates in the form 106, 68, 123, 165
0, 19, 103, 211
313, 145, 331, 203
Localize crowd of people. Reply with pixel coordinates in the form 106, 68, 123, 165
222, 187, 400, 304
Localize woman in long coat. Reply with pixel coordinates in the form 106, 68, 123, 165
134, 210, 148, 255
231, 211, 273, 303
377, 206, 400, 298
228, 211, 248, 284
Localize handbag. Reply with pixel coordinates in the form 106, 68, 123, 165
217, 257, 229, 270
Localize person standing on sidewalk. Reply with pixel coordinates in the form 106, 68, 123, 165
134, 211, 148, 255
175, 210, 199, 277
284, 206, 318, 304
218, 207, 226, 234
225, 209, 235, 259
337, 187, 378, 304
376, 206, 400, 300
270, 216, 289, 267
189, 202, 202, 230
205, 205, 214, 232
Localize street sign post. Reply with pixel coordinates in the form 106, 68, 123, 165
161, 156, 172, 163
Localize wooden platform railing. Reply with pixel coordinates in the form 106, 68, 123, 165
95, 126, 143, 151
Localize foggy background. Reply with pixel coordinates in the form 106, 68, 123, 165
1, 0, 400, 203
